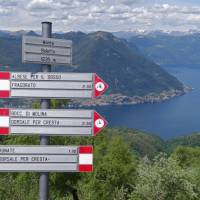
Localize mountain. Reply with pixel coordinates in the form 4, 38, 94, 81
124, 31, 200, 67
0, 31, 184, 97
56, 31, 184, 96
113, 30, 200, 38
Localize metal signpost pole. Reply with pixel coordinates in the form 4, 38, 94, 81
0, 20, 108, 198
39, 21, 52, 200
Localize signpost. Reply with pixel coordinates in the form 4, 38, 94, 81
0, 22, 109, 200
22, 36, 72, 65
0, 108, 107, 136
0, 145, 93, 172
0, 72, 108, 98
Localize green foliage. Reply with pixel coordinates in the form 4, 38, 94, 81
32, 100, 40, 109
0, 173, 38, 200
32, 99, 70, 109
77, 132, 137, 200
171, 147, 200, 199
113, 187, 128, 200
129, 153, 199, 200
167, 133, 200, 153
111, 128, 166, 158
172, 146, 200, 168
0, 128, 138, 200
1, 128, 200, 199
2, 85, 200, 200
50, 99, 70, 109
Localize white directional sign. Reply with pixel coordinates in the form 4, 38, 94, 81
0, 145, 93, 172
0, 108, 107, 136
0, 72, 108, 99
22, 36, 72, 65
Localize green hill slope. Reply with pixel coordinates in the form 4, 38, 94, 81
70, 31, 184, 96
167, 133, 200, 153
103, 128, 166, 158
0, 31, 184, 97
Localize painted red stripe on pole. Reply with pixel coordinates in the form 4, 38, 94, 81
0, 109, 9, 116
79, 146, 93, 154
79, 164, 93, 172
0, 72, 10, 80
0, 128, 9, 135
0, 91, 10, 98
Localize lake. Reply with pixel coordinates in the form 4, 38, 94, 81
96, 66, 200, 139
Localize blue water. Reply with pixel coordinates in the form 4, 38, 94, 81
96, 66, 200, 139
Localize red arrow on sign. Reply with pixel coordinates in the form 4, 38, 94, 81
93, 111, 108, 136
93, 74, 109, 98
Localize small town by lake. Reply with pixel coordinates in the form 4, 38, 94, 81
96, 66, 200, 139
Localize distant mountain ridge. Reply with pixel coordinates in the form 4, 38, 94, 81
113, 30, 200, 39
116, 31, 200, 67
0, 30, 185, 100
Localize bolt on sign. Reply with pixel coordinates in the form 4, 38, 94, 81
0, 72, 108, 98
0, 145, 93, 172
0, 108, 107, 136
22, 36, 72, 65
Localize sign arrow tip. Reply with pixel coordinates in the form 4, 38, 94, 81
94, 74, 109, 98
93, 111, 108, 136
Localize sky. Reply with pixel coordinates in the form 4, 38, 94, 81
1, 0, 200, 32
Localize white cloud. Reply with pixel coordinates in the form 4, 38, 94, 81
0, 0, 19, 7
0, 0, 200, 32
26, 0, 54, 10
0, 8, 10, 16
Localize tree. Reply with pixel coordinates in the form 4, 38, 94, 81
172, 146, 200, 168
130, 153, 199, 200
78, 130, 138, 200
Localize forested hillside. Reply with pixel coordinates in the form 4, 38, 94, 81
0, 31, 184, 96
1, 127, 200, 200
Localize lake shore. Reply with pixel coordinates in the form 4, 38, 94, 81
70, 85, 192, 107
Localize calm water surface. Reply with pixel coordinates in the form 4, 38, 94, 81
96, 66, 200, 139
